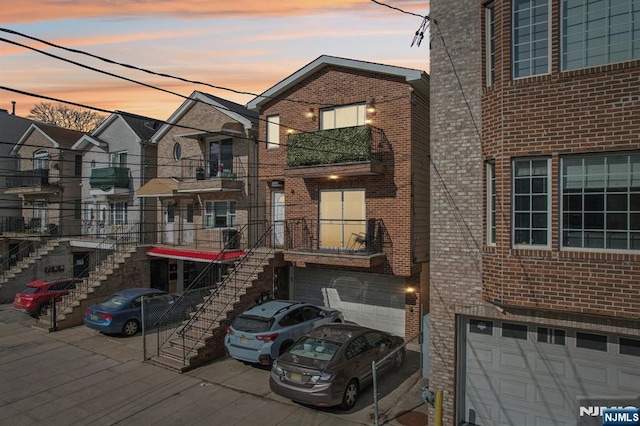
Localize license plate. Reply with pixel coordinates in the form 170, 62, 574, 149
240, 337, 250, 345
16, 297, 21, 303
91, 314, 99, 321
289, 372, 303, 382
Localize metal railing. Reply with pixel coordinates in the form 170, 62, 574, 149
151, 223, 274, 366
180, 155, 247, 181
52, 222, 141, 324
284, 218, 389, 255
0, 236, 55, 282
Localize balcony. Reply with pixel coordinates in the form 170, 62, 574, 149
285, 125, 388, 178
282, 218, 388, 268
5, 169, 58, 195
176, 156, 245, 193
89, 167, 130, 197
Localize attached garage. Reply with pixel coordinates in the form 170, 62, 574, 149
460, 317, 640, 425
292, 268, 406, 337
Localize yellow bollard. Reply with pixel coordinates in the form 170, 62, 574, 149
435, 390, 443, 426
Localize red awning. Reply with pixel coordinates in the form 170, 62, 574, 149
146, 247, 245, 263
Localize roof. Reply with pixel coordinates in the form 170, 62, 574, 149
0, 110, 38, 151
307, 323, 374, 342
116, 111, 161, 140
137, 178, 179, 197
152, 91, 257, 143
113, 288, 167, 298
246, 55, 429, 111
242, 300, 300, 318
146, 247, 246, 263
12, 123, 86, 154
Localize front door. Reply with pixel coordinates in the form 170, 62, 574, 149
272, 191, 285, 247
163, 202, 175, 244
181, 203, 194, 245
32, 200, 47, 232
73, 252, 90, 278
150, 259, 168, 292
319, 190, 365, 250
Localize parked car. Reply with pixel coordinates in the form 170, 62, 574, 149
84, 288, 176, 336
269, 323, 405, 409
224, 300, 343, 365
13, 279, 79, 317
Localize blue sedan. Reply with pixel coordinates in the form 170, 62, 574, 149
84, 288, 176, 336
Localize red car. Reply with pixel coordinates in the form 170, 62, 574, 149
13, 279, 79, 316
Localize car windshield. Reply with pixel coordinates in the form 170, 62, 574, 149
19, 286, 40, 295
99, 295, 129, 309
232, 315, 273, 333
288, 338, 341, 362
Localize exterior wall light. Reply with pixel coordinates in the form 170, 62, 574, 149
367, 97, 376, 114
305, 108, 315, 119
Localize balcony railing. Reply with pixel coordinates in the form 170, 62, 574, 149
89, 167, 130, 190
283, 218, 388, 255
6, 169, 50, 188
179, 156, 246, 181
286, 125, 389, 168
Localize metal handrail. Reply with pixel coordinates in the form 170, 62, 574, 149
175, 224, 274, 365
53, 222, 141, 322
0, 236, 53, 282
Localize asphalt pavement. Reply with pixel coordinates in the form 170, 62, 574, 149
0, 304, 429, 426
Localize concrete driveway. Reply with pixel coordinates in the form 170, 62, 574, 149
0, 304, 428, 425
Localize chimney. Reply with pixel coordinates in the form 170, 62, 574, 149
11, 101, 16, 115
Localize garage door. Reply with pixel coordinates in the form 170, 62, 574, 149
462, 317, 640, 426
293, 268, 406, 337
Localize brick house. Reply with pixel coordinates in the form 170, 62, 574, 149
140, 91, 259, 294
247, 55, 430, 338
429, 1, 640, 424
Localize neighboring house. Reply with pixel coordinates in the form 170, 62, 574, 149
140, 91, 259, 294
247, 55, 430, 338
429, 1, 640, 425
0, 108, 36, 231
6, 122, 85, 236
71, 111, 159, 243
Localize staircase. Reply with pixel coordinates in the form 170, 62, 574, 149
0, 238, 61, 285
150, 247, 284, 372
36, 245, 140, 330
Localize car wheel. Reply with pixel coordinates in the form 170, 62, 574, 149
36, 303, 47, 317
340, 379, 359, 410
122, 319, 139, 336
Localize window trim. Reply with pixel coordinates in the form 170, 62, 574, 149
33, 150, 50, 170
512, 157, 552, 249
512, 0, 551, 79
485, 2, 496, 86
267, 115, 280, 149
487, 161, 496, 246
319, 103, 366, 130
560, 0, 640, 72
204, 200, 236, 229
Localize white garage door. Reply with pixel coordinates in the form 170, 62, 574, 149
293, 268, 406, 337
462, 317, 640, 426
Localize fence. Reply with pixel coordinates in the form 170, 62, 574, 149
372, 332, 423, 425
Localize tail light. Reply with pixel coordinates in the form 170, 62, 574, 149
226, 326, 234, 335
100, 313, 112, 322
256, 333, 279, 342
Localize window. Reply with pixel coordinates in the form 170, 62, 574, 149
110, 152, 127, 167
562, 0, 640, 71
204, 201, 236, 228
74, 155, 82, 176
513, 158, 550, 247
185, 203, 194, 223
562, 153, 640, 250
470, 319, 493, 335
513, 0, 550, 78
487, 162, 496, 245
173, 142, 181, 160
267, 115, 280, 149
167, 203, 176, 223
320, 104, 366, 130
110, 202, 128, 225
209, 139, 233, 177
537, 327, 566, 345
576, 332, 608, 351
502, 323, 528, 339
345, 336, 368, 359
33, 150, 50, 170
620, 337, 640, 357
319, 189, 366, 250
74, 200, 81, 220
485, 2, 496, 85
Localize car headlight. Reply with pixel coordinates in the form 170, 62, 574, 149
272, 360, 284, 375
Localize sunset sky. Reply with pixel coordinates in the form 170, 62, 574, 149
1, 0, 430, 121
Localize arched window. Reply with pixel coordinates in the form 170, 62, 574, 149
33, 150, 50, 170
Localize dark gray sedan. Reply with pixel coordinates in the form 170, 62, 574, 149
269, 323, 405, 409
